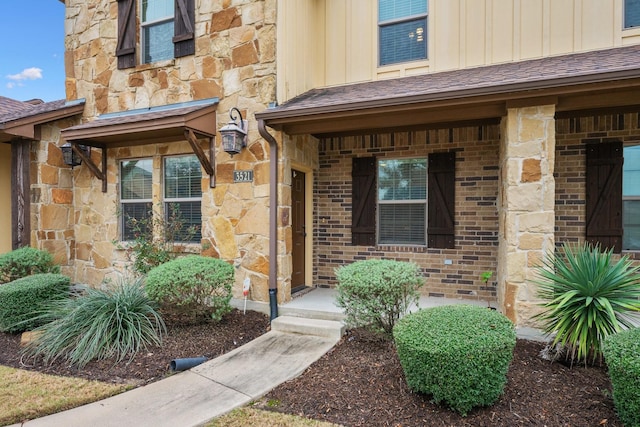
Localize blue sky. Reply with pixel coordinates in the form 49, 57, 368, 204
0, 1, 66, 102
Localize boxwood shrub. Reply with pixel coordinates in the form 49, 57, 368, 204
0, 273, 70, 333
145, 255, 234, 323
335, 259, 423, 335
393, 304, 516, 416
602, 327, 640, 427
0, 247, 60, 284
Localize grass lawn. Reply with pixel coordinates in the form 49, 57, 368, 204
0, 366, 129, 426
207, 407, 341, 427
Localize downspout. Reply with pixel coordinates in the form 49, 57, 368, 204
258, 118, 279, 321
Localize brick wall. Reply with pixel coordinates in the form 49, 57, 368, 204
314, 125, 501, 302
555, 111, 640, 262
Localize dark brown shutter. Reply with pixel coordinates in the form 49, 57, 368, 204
116, 0, 136, 69
586, 141, 623, 252
352, 157, 376, 246
174, 0, 195, 58
428, 152, 455, 249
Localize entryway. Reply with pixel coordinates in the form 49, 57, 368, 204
291, 168, 306, 293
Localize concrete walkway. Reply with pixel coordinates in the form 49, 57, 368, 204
11, 316, 345, 427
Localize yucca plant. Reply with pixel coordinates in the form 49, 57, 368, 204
22, 277, 166, 368
534, 242, 640, 366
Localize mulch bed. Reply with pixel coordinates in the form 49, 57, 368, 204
0, 309, 271, 386
0, 312, 622, 426
259, 328, 621, 427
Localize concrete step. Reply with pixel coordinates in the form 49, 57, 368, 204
271, 315, 345, 341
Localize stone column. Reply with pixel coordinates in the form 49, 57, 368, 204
498, 105, 556, 327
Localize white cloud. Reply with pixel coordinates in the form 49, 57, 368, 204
7, 67, 43, 81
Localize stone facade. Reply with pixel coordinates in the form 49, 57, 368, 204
37, 0, 280, 301
498, 106, 556, 326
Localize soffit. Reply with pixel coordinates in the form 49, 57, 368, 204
61, 99, 218, 148
256, 45, 640, 137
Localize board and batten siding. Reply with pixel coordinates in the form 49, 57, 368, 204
277, 0, 640, 103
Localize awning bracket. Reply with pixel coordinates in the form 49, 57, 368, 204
72, 141, 107, 192
185, 129, 215, 188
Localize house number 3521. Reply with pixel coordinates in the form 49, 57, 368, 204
233, 170, 254, 183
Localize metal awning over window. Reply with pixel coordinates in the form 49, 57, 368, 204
61, 98, 218, 191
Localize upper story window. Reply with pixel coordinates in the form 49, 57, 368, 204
116, 0, 195, 69
142, 0, 174, 63
623, 145, 640, 250
378, 0, 428, 66
624, 0, 640, 28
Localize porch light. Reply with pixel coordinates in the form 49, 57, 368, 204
61, 143, 90, 167
219, 107, 247, 156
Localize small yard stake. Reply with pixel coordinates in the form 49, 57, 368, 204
242, 277, 251, 314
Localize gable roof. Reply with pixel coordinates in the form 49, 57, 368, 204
0, 97, 85, 143
257, 44, 640, 136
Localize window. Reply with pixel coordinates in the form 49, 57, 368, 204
378, 0, 428, 66
623, 145, 640, 250
142, 0, 174, 63
164, 155, 202, 242
378, 158, 427, 245
116, 0, 195, 69
120, 158, 153, 241
120, 155, 202, 243
351, 152, 454, 248
624, 0, 640, 29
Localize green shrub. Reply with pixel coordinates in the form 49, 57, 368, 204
0, 247, 60, 284
116, 203, 199, 275
145, 255, 234, 323
21, 277, 165, 368
534, 242, 640, 366
0, 273, 70, 333
335, 259, 423, 335
393, 305, 516, 416
602, 328, 640, 427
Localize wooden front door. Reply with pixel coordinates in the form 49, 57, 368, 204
291, 169, 306, 291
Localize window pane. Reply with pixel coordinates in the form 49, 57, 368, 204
623, 145, 640, 196
166, 201, 202, 242
379, 0, 428, 21
378, 158, 427, 201
122, 202, 153, 241
142, 0, 173, 22
623, 200, 640, 250
164, 156, 202, 199
379, 203, 426, 244
143, 21, 173, 63
625, 0, 640, 28
380, 18, 427, 66
121, 159, 153, 200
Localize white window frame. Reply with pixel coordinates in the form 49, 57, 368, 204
163, 154, 203, 243
120, 158, 153, 242
623, 144, 640, 250
378, 0, 428, 66
377, 157, 428, 245
140, 0, 174, 64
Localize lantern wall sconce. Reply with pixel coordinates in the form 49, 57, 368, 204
219, 107, 248, 156
61, 143, 91, 167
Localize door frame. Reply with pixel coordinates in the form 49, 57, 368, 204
291, 163, 313, 289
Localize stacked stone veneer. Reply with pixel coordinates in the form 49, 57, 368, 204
315, 126, 501, 303
44, 0, 279, 300
30, 120, 79, 278
498, 106, 556, 326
